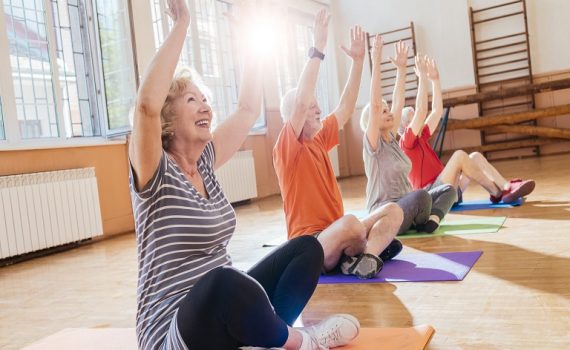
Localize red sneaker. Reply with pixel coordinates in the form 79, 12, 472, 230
490, 191, 504, 204
502, 179, 535, 203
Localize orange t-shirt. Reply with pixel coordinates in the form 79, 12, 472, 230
273, 116, 344, 239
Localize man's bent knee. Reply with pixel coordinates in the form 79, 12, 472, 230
338, 214, 366, 239
383, 202, 404, 226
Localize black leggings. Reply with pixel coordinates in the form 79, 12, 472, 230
176, 235, 324, 350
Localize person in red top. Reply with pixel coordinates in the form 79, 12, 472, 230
273, 10, 403, 280
399, 58, 535, 204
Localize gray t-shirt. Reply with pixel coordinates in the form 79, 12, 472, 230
129, 142, 236, 350
363, 133, 413, 211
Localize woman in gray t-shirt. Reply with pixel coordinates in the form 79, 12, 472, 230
361, 37, 457, 235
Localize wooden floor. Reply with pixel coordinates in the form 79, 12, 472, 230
1, 154, 570, 349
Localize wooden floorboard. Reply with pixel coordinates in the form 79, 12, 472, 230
1, 154, 569, 349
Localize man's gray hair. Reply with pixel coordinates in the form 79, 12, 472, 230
280, 88, 297, 122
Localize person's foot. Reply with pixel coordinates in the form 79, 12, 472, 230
379, 239, 403, 261
502, 179, 535, 203
340, 253, 383, 279
490, 179, 535, 204
301, 314, 360, 349
416, 220, 439, 233
416, 215, 441, 233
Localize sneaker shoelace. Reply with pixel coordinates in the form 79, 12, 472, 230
314, 322, 344, 348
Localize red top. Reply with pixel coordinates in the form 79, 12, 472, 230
399, 126, 444, 189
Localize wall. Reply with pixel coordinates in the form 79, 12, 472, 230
0, 143, 134, 237
331, 0, 570, 172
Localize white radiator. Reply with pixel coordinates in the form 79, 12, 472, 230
0, 168, 103, 259
215, 150, 257, 203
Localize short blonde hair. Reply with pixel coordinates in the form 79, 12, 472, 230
360, 100, 388, 132
159, 67, 211, 150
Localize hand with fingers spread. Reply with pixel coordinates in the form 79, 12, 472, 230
389, 41, 409, 70
414, 54, 429, 78
341, 26, 366, 62
165, 0, 190, 26
426, 58, 440, 81
313, 9, 330, 52
371, 34, 383, 65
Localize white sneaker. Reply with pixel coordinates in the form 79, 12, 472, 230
302, 314, 360, 349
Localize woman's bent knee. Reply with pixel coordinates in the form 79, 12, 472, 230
414, 189, 432, 206
469, 151, 484, 161
451, 150, 468, 163
289, 235, 324, 265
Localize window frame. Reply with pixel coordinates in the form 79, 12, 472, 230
149, 0, 266, 133
0, 0, 138, 148
276, 6, 336, 117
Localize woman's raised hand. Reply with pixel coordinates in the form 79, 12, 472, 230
341, 26, 366, 62
370, 34, 383, 65
389, 41, 409, 69
165, 0, 190, 26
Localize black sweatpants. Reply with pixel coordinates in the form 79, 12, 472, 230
175, 235, 324, 349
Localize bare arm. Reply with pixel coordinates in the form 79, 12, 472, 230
408, 55, 429, 136
389, 41, 409, 134
333, 26, 366, 128
213, 4, 264, 170
366, 35, 383, 151
289, 9, 330, 138
424, 58, 444, 135
129, 0, 190, 190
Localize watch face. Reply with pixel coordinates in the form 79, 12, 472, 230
309, 47, 324, 59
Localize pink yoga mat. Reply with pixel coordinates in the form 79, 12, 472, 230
319, 251, 482, 284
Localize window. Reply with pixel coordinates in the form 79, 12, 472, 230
50, 0, 99, 137
4, 0, 59, 139
0, 0, 136, 144
150, 0, 265, 131
95, 0, 136, 133
277, 9, 331, 115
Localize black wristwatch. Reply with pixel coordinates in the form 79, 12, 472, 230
308, 46, 325, 60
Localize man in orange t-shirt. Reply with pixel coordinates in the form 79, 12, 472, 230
273, 12, 403, 280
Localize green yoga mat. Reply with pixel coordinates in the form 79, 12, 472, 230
399, 215, 506, 239
262, 216, 506, 246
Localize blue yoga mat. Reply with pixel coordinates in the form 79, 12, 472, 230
318, 251, 483, 284
451, 197, 523, 212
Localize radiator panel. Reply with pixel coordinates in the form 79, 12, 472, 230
0, 168, 103, 259
214, 150, 257, 204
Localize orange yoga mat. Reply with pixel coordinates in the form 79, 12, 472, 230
23, 328, 137, 350
344, 325, 436, 350
24, 325, 435, 350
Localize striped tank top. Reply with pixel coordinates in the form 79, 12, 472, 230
129, 142, 236, 350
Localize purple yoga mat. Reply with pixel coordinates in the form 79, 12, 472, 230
319, 251, 483, 284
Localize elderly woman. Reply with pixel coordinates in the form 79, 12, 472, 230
361, 36, 457, 235
129, 1, 359, 349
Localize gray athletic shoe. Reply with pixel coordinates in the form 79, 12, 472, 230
340, 253, 383, 279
